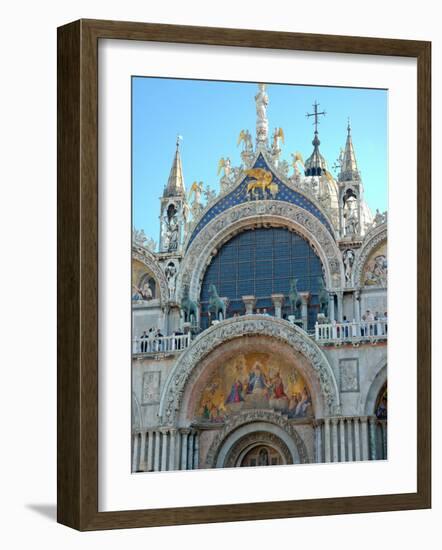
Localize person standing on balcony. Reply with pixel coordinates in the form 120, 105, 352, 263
140, 330, 149, 353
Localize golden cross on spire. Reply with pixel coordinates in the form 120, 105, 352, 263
306, 101, 326, 133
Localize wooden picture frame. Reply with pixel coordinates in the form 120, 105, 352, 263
57, 19, 431, 531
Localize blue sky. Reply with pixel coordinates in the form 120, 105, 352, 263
132, 78, 387, 243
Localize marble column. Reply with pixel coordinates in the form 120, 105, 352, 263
381, 422, 388, 459
132, 433, 139, 472
331, 418, 339, 462
180, 429, 190, 470
160, 429, 169, 471
314, 421, 323, 463
354, 418, 361, 461
347, 419, 354, 461
328, 293, 335, 322
139, 431, 147, 471
324, 418, 331, 463
154, 430, 161, 471
339, 419, 346, 462
360, 417, 369, 461
169, 429, 177, 471
369, 417, 377, 460
336, 291, 343, 323
187, 431, 195, 470
271, 294, 285, 318
242, 295, 256, 315
147, 431, 154, 471
299, 292, 311, 331
353, 290, 361, 322
193, 431, 200, 469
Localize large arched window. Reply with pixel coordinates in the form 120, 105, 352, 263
200, 227, 324, 329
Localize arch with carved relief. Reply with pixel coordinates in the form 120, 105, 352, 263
176, 201, 344, 306
158, 316, 341, 426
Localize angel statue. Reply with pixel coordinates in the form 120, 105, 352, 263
217, 157, 232, 179
203, 185, 217, 205
291, 151, 304, 172
272, 127, 285, 151
188, 181, 203, 206
237, 129, 253, 152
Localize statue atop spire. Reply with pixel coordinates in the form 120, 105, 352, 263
255, 83, 269, 147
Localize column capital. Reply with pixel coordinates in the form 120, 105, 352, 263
180, 427, 191, 435
368, 415, 377, 425
299, 291, 311, 304
271, 293, 285, 305
330, 417, 340, 426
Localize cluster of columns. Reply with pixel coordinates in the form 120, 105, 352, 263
242, 293, 311, 330
132, 427, 200, 473
313, 416, 387, 463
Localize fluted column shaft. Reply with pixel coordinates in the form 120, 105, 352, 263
347, 419, 354, 461
147, 431, 154, 471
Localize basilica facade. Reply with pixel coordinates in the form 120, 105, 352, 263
131, 84, 388, 472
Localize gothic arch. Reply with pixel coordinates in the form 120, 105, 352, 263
176, 201, 345, 303
158, 316, 341, 424
205, 410, 310, 467
353, 224, 387, 287
132, 244, 169, 305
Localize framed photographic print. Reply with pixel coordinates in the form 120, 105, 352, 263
57, 19, 431, 530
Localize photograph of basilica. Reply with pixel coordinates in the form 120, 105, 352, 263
131, 79, 388, 472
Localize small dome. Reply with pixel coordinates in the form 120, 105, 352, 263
304, 132, 328, 176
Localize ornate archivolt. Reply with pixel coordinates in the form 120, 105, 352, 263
361, 359, 387, 416
205, 410, 310, 467
158, 316, 341, 424
132, 244, 169, 305
176, 201, 344, 301
352, 224, 387, 287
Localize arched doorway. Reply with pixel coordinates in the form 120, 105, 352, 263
223, 430, 294, 468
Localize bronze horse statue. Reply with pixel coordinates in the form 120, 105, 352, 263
181, 287, 198, 325
288, 278, 302, 318
208, 284, 227, 321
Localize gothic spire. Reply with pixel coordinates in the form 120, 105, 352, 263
164, 136, 186, 197
339, 119, 360, 182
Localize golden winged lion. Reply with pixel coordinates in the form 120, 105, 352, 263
245, 168, 278, 198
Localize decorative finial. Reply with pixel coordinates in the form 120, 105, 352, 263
306, 101, 326, 138
176, 134, 183, 150
347, 117, 351, 134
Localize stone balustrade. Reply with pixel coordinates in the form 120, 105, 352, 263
132, 428, 200, 472
132, 333, 192, 355
315, 320, 388, 344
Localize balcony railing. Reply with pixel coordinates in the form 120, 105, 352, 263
132, 333, 192, 355
315, 320, 388, 344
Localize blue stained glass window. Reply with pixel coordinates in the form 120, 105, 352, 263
199, 227, 324, 330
